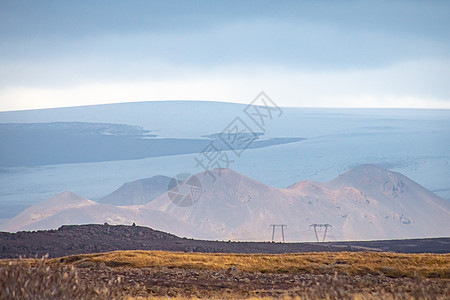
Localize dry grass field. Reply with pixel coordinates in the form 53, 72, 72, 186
60, 250, 450, 278
1, 251, 449, 299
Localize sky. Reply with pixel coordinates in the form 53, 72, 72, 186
0, 0, 449, 111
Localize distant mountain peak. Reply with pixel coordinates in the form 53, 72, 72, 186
58, 190, 85, 199
43, 191, 95, 205
100, 175, 172, 206
199, 168, 265, 183
328, 164, 404, 187
1, 191, 96, 232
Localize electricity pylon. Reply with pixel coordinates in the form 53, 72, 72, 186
309, 224, 332, 242
270, 224, 287, 242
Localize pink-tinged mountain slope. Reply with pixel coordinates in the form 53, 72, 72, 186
144, 166, 450, 241
2, 166, 449, 241
1, 191, 97, 232
322, 164, 450, 240
1, 191, 198, 237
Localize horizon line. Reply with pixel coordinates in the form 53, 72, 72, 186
1, 99, 450, 113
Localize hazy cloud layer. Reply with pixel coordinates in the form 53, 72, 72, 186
0, 0, 449, 110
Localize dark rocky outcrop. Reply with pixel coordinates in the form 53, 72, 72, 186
0, 224, 448, 259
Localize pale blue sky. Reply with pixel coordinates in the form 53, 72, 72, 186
0, 0, 449, 110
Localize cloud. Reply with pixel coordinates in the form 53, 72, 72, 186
0, 1, 449, 110
1, 58, 448, 111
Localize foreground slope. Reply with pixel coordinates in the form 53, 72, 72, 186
2, 249, 449, 299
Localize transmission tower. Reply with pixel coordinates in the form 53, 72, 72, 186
309, 224, 332, 242
270, 224, 287, 242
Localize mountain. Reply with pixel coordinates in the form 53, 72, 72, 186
1, 191, 97, 232
2, 165, 449, 241
99, 175, 172, 206
144, 165, 450, 241
1, 191, 199, 237
1, 103, 448, 224
287, 164, 450, 240
325, 164, 450, 229
143, 169, 285, 240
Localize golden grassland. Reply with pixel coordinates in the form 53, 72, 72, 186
1, 251, 449, 299
56, 250, 450, 279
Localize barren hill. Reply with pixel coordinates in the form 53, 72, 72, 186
1, 224, 449, 259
